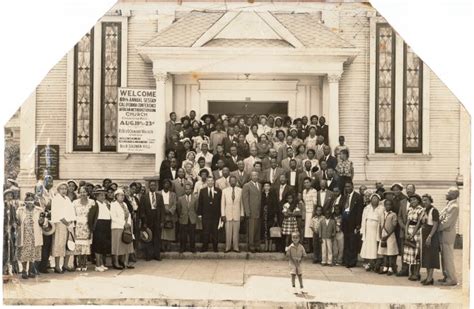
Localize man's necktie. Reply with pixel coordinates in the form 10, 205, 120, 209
232, 187, 235, 201
151, 193, 156, 208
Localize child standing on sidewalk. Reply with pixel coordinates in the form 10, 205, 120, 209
286, 232, 306, 294
318, 209, 336, 266
309, 206, 323, 264
377, 199, 399, 275
332, 205, 344, 266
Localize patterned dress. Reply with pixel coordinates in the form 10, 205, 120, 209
17, 209, 41, 263
73, 199, 94, 255
282, 202, 301, 235
403, 205, 424, 265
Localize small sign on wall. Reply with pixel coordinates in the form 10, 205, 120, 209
117, 88, 158, 154
36, 145, 60, 180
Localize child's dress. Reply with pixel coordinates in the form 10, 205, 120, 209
282, 202, 301, 235
286, 243, 307, 275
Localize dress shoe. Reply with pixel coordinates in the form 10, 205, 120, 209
21, 272, 29, 279
126, 265, 135, 269
233, 250, 240, 253
422, 279, 434, 286
437, 277, 447, 283
224, 250, 231, 253
113, 265, 124, 270
54, 268, 64, 274
154, 257, 162, 261
396, 271, 409, 277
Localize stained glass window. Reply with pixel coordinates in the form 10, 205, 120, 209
101, 22, 121, 151
375, 24, 395, 153
73, 30, 94, 151
403, 44, 423, 152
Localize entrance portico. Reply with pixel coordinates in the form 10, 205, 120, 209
137, 10, 358, 175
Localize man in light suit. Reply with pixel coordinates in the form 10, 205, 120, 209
221, 176, 244, 252
215, 167, 231, 191
242, 171, 262, 253
438, 187, 460, 286
281, 147, 302, 172
176, 182, 198, 253
171, 168, 187, 198
243, 146, 260, 175
230, 160, 249, 188
263, 158, 285, 189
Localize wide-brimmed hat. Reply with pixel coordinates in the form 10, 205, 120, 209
67, 180, 79, 191
408, 194, 422, 204
140, 227, 153, 243
55, 181, 68, 192
3, 188, 14, 197
383, 190, 395, 198
93, 187, 107, 195
289, 126, 298, 132
390, 183, 404, 191
42, 221, 56, 236
201, 114, 216, 122
114, 188, 125, 197
370, 193, 382, 201
180, 137, 192, 145
259, 115, 268, 120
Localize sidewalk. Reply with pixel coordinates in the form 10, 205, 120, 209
3, 250, 465, 307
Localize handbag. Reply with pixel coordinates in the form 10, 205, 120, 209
380, 240, 387, 248
270, 222, 282, 238
121, 205, 133, 244
163, 220, 174, 229
66, 230, 76, 252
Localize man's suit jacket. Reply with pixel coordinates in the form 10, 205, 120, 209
161, 167, 177, 183
139, 191, 166, 227
313, 170, 329, 191
226, 155, 244, 172
318, 218, 336, 239
242, 181, 262, 219
322, 155, 337, 170
339, 191, 363, 234
215, 177, 230, 191
222, 135, 238, 154
439, 200, 460, 245
285, 170, 301, 189
221, 186, 244, 221
281, 157, 302, 172
230, 170, 250, 188
176, 194, 198, 225
263, 167, 285, 187
165, 120, 175, 145
326, 177, 339, 192
171, 178, 187, 198
317, 190, 334, 212
317, 125, 329, 145
197, 187, 222, 222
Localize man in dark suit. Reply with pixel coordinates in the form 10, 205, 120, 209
242, 171, 262, 253
326, 168, 339, 192
262, 157, 285, 189
226, 145, 243, 172
339, 181, 363, 268
317, 116, 329, 145
321, 145, 337, 170
317, 179, 334, 213
222, 127, 239, 155
285, 159, 301, 189
139, 179, 165, 261
160, 158, 178, 189
230, 160, 250, 188
198, 178, 222, 252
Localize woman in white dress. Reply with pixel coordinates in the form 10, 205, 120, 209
301, 178, 317, 249
110, 189, 134, 270
50, 182, 76, 273
360, 193, 384, 271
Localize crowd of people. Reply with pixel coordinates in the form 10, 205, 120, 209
2, 111, 460, 288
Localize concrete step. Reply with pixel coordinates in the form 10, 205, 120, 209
161, 251, 289, 260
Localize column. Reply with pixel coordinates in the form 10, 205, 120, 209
17, 91, 37, 198
154, 71, 170, 176
327, 73, 341, 152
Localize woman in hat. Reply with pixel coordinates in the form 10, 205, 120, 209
66, 180, 78, 202
4, 189, 18, 276
160, 179, 177, 251
51, 182, 76, 273
420, 194, 440, 285
304, 125, 318, 151
15, 193, 44, 279
182, 151, 198, 171
257, 115, 272, 137
192, 127, 210, 154
403, 194, 424, 281
87, 187, 111, 272
256, 133, 272, 158
246, 124, 259, 147
73, 186, 94, 271
360, 193, 384, 271
110, 188, 134, 270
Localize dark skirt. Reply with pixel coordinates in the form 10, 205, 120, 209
92, 219, 111, 255
421, 223, 440, 269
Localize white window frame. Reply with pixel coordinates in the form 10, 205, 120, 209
368, 16, 430, 158
66, 14, 128, 153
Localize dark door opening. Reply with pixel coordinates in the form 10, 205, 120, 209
208, 101, 288, 118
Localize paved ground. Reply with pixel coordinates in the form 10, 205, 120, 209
3, 250, 465, 307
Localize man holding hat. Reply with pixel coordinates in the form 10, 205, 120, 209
35, 175, 55, 274
139, 179, 165, 261
438, 187, 460, 286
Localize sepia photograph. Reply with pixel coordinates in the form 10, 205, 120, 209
2, 0, 470, 307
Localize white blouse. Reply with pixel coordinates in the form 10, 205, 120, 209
162, 191, 170, 205
51, 194, 76, 223
110, 201, 131, 230
97, 200, 111, 220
